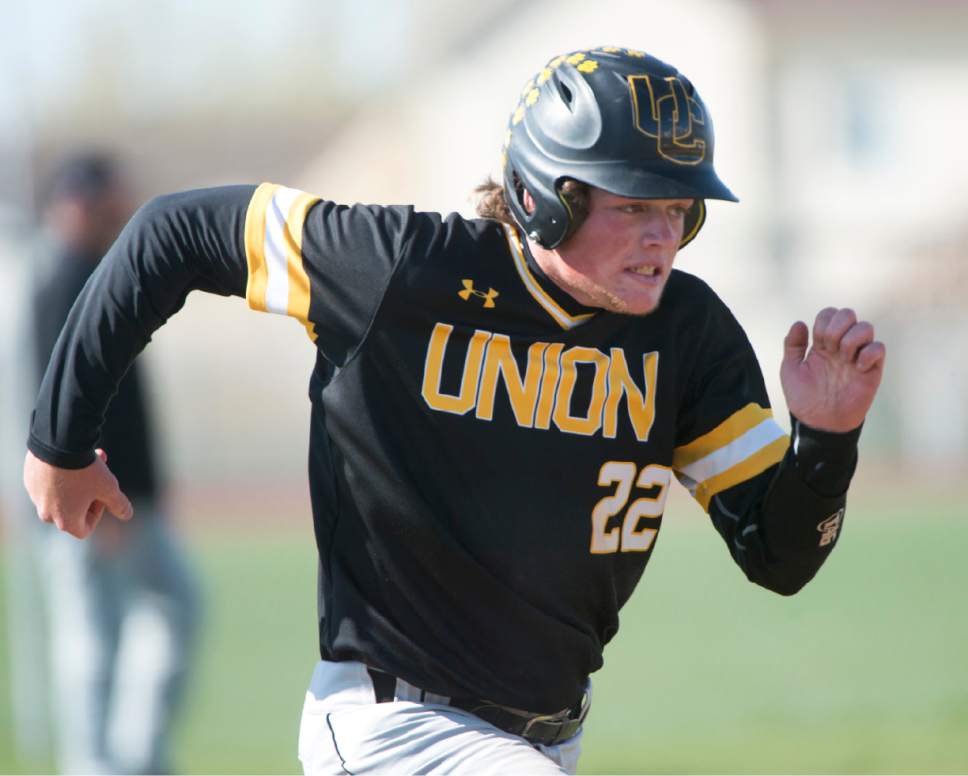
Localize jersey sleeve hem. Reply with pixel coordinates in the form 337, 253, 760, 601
244, 182, 278, 314
27, 432, 96, 470
673, 403, 791, 512
243, 182, 322, 342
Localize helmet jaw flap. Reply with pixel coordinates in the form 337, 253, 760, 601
502, 47, 737, 250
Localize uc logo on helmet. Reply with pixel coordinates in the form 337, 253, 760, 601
627, 75, 706, 166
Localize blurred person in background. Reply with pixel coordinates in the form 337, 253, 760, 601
29, 152, 201, 775
0, 206, 54, 767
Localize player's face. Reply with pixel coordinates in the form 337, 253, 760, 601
534, 188, 692, 316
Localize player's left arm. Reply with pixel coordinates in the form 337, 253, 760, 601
743, 307, 884, 593
674, 302, 885, 596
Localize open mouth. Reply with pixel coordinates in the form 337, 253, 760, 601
627, 265, 660, 277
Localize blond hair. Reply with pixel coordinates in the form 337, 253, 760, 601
474, 177, 591, 237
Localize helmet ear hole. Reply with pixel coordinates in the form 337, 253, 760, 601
510, 172, 529, 212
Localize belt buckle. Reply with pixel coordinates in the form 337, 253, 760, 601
520, 689, 589, 743
520, 709, 568, 739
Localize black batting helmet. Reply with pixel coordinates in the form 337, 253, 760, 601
502, 47, 738, 249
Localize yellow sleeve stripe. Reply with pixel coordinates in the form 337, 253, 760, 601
672, 403, 790, 512
244, 183, 322, 342
673, 403, 774, 468
676, 416, 787, 488
692, 435, 789, 512
244, 182, 280, 313
284, 190, 320, 341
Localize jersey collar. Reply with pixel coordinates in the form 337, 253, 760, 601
501, 224, 598, 331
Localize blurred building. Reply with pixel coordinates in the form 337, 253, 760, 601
753, 0, 968, 462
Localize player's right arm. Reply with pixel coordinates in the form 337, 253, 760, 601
24, 185, 254, 536
24, 183, 414, 538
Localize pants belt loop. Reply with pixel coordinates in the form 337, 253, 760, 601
367, 667, 396, 702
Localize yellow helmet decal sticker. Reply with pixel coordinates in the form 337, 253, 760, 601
504, 49, 614, 162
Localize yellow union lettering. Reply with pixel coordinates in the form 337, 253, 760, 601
421, 323, 660, 440
476, 335, 546, 426
553, 346, 609, 436
603, 349, 658, 442
421, 323, 491, 415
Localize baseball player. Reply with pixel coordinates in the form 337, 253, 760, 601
24, 48, 884, 774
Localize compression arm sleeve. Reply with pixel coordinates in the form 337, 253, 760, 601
707, 416, 860, 596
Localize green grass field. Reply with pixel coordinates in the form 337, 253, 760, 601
2, 488, 966, 774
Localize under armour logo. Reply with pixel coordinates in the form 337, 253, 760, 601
458, 279, 499, 309
817, 508, 844, 547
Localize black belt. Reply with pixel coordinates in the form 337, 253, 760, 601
366, 667, 588, 747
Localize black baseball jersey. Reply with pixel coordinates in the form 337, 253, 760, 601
29, 183, 859, 714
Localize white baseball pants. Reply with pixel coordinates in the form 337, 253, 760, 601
298, 660, 584, 774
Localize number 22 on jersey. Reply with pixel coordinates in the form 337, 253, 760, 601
590, 462, 672, 554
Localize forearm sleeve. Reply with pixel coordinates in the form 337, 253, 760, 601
28, 185, 255, 468
710, 417, 860, 596
757, 418, 859, 588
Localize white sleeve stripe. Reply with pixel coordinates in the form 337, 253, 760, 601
263, 186, 303, 315
677, 418, 787, 487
